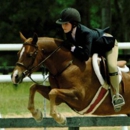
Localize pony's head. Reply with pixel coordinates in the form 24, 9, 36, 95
11, 32, 40, 84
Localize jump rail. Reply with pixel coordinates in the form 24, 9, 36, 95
0, 74, 45, 82
0, 116, 130, 129
0, 43, 130, 50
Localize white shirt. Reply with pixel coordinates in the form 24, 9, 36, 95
71, 27, 77, 52
71, 27, 77, 40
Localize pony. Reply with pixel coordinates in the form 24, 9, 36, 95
11, 32, 130, 125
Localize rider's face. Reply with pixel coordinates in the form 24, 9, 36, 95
61, 22, 72, 33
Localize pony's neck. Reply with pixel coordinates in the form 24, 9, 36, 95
45, 49, 72, 76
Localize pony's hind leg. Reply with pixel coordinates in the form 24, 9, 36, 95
28, 83, 51, 122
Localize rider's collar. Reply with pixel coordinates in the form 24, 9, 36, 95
71, 27, 77, 40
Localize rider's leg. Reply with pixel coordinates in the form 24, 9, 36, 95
105, 40, 125, 112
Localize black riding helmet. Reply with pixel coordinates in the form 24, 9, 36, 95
56, 8, 81, 25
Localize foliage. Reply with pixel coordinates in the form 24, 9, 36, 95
0, 0, 129, 42
0, 0, 130, 66
0, 0, 75, 43
111, 0, 130, 41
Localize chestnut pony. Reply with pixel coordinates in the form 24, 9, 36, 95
11, 32, 130, 125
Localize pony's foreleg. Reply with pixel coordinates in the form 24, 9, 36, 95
49, 88, 79, 125
28, 84, 51, 122
49, 89, 66, 125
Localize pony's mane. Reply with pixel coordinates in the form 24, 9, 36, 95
38, 37, 63, 41
38, 37, 63, 44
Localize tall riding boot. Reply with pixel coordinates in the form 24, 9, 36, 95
109, 72, 125, 112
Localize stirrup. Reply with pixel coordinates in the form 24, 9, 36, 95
112, 94, 125, 112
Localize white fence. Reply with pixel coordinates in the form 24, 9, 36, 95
0, 43, 130, 51
0, 43, 130, 82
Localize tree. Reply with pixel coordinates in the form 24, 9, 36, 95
101, 0, 111, 28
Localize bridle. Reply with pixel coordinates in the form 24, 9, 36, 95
16, 43, 62, 83
16, 43, 38, 75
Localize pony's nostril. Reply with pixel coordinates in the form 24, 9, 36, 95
15, 74, 19, 79
11, 72, 19, 84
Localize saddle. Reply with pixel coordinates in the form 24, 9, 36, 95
95, 54, 129, 86
99, 57, 127, 83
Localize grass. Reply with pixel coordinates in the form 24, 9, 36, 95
0, 82, 47, 116
0, 82, 75, 116
0, 82, 129, 130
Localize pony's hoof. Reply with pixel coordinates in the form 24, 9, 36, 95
60, 118, 67, 126
57, 115, 67, 126
33, 109, 43, 122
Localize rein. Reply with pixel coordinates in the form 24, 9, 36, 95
22, 45, 62, 77
50, 60, 73, 77
31, 45, 61, 72
25, 45, 62, 83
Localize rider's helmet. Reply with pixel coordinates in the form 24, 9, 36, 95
56, 8, 81, 26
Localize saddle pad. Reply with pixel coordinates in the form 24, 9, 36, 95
78, 86, 109, 114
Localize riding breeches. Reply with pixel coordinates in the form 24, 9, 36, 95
105, 40, 118, 73
105, 39, 119, 94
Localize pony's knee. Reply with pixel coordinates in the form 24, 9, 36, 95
29, 83, 37, 92
49, 89, 58, 98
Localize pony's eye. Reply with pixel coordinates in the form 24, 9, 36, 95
27, 53, 32, 57
42, 49, 48, 54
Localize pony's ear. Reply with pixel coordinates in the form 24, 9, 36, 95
19, 32, 26, 42
32, 33, 38, 45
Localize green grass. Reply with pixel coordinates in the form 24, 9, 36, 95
0, 82, 50, 116
0, 82, 74, 116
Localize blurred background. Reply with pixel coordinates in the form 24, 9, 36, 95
0, 0, 130, 72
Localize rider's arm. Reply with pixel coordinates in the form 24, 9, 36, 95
71, 33, 92, 61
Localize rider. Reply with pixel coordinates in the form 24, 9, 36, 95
56, 7, 125, 112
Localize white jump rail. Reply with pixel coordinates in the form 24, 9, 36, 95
0, 43, 130, 51
0, 74, 45, 82
0, 44, 22, 51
